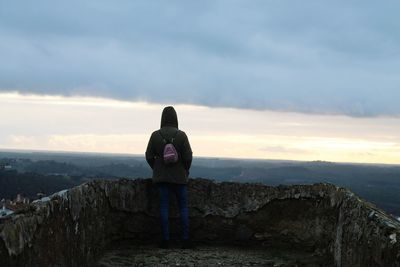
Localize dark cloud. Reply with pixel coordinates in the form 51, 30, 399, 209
1, 0, 400, 116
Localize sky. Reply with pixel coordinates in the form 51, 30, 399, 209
0, 1, 400, 164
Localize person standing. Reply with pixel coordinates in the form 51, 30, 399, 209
145, 106, 193, 249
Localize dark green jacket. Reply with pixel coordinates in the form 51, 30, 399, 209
145, 107, 192, 184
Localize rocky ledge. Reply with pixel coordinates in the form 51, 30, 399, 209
96, 242, 327, 267
0, 178, 399, 267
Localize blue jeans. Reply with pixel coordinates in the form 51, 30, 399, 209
158, 183, 189, 241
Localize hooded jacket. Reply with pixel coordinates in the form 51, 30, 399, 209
145, 106, 193, 184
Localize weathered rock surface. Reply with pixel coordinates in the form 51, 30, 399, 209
0, 178, 399, 267
96, 242, 326, 267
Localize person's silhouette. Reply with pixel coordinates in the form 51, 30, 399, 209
145, 106, 193, 249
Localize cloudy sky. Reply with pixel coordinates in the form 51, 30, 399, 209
0, 1, 399, 164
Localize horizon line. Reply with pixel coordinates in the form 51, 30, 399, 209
1, 147, 399, 167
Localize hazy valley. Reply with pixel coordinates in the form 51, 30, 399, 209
1, 150, 399, 218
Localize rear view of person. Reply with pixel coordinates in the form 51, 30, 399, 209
145, 106, 193, 249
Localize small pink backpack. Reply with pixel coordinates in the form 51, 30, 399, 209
159, 131, 179, 164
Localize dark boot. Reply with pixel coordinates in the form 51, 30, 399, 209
159, 239, 169, 249
181, 239, 194, 249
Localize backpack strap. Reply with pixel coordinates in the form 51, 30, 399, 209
158, 131, 167, 144
171, 130, 179, 144
158, 129, 179, 144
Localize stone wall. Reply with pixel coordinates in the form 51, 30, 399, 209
0, 178, 399, 266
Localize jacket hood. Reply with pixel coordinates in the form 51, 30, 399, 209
161, 106, 178, 128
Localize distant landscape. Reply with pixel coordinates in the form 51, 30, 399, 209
1, 149, 399, 218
